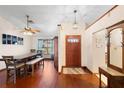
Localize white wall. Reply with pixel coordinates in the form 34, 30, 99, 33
84, 5, 124, 73
0, 16, 32, 70
58, 22, 85, 72
92, 30, 107, 72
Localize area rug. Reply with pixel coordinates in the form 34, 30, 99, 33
62, 67, 88, 74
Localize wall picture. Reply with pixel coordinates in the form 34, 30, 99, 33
12, 36, 17, 45
2, 34, 7, 44
2, 34, 23, 45
21, 38, 23, 45
7, 35, 11, 44
18, 37, 20, 45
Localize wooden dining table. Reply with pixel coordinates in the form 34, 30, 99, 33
0, 52, 45, 84
0, 52, 40, 62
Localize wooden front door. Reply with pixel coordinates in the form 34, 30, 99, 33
66, 35, 81, 67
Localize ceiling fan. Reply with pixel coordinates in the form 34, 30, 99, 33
21, 15, 40, 35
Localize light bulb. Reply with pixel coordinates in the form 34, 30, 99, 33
23, 31, 33, 35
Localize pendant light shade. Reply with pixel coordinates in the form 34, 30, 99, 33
73, 23, 78, 29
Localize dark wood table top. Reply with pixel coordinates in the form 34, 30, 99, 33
0, 52, 39, 61
14, 53, 38, 60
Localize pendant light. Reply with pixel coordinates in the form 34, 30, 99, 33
73, 10, 78, 29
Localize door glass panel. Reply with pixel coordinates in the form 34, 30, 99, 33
110, 28, 123, 68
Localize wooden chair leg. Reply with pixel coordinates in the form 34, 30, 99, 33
31, 65, 34, 76
38, 62, 40, 67
24, 65, 27, 77
43, 60, 44, 69
13, 70, 16, 84
6, 70, 9, 84
16, 69, 20, 77
36, 63, 38, 69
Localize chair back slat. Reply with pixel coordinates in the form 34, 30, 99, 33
37, 50, 42, 57
2, 56, 15, 67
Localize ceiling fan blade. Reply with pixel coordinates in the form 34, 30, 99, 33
20, 30, 35, 35
32, 32, 35, 34
31, 29, 40, 32
28, 20, 34, 23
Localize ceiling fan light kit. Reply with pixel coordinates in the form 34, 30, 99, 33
23, 31, 33, 35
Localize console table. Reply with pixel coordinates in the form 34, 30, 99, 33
99, 67, 124, 88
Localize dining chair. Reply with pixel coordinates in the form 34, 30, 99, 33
2, 56, 26, 84
37, 50, 42, 57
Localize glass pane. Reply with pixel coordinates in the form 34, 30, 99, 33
110, 28, 123, 68
7, 35, 11, 44
2, 34, 7, 44
38, 39, 54, 55
12, 36, 17, 45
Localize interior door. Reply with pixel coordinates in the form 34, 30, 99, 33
66, 35, 81, 67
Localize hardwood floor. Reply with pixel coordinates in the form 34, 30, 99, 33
0, 60, 100, 88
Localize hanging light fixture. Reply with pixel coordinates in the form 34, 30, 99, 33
20, 15, 40, 36
57, 24, 63, 30
23, 31, 33, 35
73, 10, 78, 29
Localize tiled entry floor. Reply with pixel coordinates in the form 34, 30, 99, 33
62, 67, 89, 74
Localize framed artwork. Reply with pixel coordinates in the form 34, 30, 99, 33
20, 38, 23, 45
18, 37, 20, 45
2, 34, 23, 45
12, 36, 17, 45
7, 35, 11, 44
2, 34, 7, 44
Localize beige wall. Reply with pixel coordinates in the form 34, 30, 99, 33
84, 5, 124, 73
58, 22, 85, 72
0, 16, 32, 70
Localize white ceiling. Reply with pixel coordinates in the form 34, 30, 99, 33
0, 5, 114, 37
